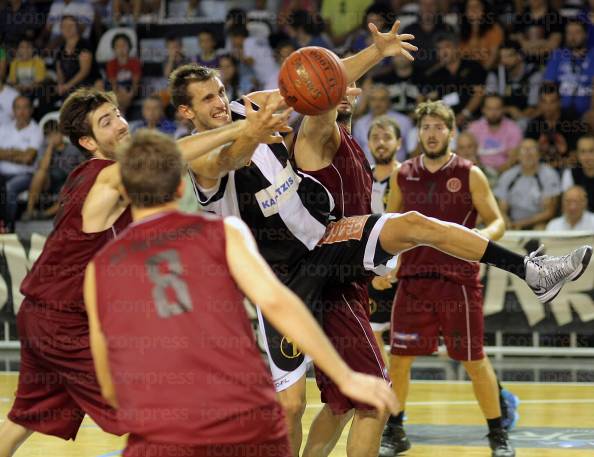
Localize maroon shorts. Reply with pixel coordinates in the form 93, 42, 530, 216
124, 434, 292, 457
315, 285, 389, 415
390, 278, 485, 361
8, 300, 123, 440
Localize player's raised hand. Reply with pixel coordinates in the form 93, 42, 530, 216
243, 94, 293, 144
369, 20, 417, 61
338, 371, 399, 415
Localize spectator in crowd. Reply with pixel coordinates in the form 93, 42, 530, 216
227, 23, 275, 90
466, 94, 523, 172
402, 0, 455, 72
7, 39, 46, 98
0, 45, 7, 83
218, 54, 253, 100
0, 96, 43, 231
459, 0, 504, 70
543, 19, 594, 118
55, 15, 99, 99
40, 0, 95, 48
562, 134, 594, 212
106, 33, 141, 114
422, 32, 487, 126
353, 84, 413, 163
577, 0, 594, 50
486, 40, 542, 122
320, 0, 374, 46
22, 120, 86, 221
163, 35, 191, 78
0, 80, 18, 126
0, 0, 40, 51
129, 95, 176, 135
546, 185, 594, 231
510, 0, 564, 65
495, 138, 561, 229
347, 3, 392, 52
286, 9, 333, 50
263, 37, 296, 90
195, 30, 220, 68
366, 54, 422, 116
455, 130, 498, 186
525, 83, 585, 170
113, 0, 161, 23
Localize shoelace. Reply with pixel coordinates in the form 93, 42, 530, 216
528, 247, 572, 288
487, 429, 510, 447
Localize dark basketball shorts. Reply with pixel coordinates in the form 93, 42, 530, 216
257, 214, 398, 391
368, 281, 398, 333
390, 278, 485, 361
124, 434, 292, 457
8, 300, 123, 440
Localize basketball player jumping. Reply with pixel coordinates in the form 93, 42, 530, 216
85, 130, 398, 457
0, 88, 292, 457
170, 22, 591, 457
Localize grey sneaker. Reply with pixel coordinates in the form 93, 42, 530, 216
525, 245, 592, 304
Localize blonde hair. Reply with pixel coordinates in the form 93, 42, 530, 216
415, 100, 455, 131
368, 115, 401, 140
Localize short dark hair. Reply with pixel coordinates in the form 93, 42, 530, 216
168, 63, 218, 108
13, 95, 31, 110
368, 116, 401, 140
111, 33, 132, 50
539, 82, 560, 98
483, 93, 503, 106
117, 129, 183, 208
227, 23, 249, 38
59, 88, 118, 152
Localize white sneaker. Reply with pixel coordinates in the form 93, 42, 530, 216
524, 245, 592, 304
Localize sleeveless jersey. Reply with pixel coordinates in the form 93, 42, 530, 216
397, 154, 480, 286
21, 159, 132, 313
93, 211, 282, 445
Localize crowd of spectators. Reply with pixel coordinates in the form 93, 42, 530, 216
1, 0, 594, 232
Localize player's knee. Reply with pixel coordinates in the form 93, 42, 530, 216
462, 357, 488, 377
279, 397, 306, 423
391, 355, 415, 373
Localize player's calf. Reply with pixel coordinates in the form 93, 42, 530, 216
0, 419, 33, 457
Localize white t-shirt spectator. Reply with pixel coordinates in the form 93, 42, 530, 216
0, 85, 18, 127
494, 164, 561, 221
353, 110, 413, 164
48, 0, 95, 40
546, 212, 594, 231
0, 120, 43, 175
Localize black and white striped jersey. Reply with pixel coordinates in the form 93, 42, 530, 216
371, 166, 391, 214
188, 100, 334, 270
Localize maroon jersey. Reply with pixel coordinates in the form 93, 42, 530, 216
298, 124, 373, 219
397, 154, 480, 286
21, 159, 132, 313
93, 211, 283, 445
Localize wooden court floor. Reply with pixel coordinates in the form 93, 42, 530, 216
1, 375, 593, 456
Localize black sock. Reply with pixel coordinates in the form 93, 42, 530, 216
498, 382, 509, 419
487, 417, 503, 432
388, 411, 404, 427
480, 240, 526, 278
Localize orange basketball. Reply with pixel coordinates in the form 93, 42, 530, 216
278, 47, 347, 116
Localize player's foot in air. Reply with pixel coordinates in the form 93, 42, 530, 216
487, 428, 515, 457
525, 245, 592, 303
379, 423, 411, 456
500, 389, 520, 431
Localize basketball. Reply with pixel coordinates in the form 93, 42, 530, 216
278, 46, 347, 116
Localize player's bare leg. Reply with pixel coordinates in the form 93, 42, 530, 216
346, 410, 389, 457
389, 355, 415, 414
276, 375, 307, 456
463, 357, 501, 420
0, 418, 33, 457
373, 332, 389, 366
302, 406, 353, 457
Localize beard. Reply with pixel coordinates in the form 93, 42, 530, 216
372, 153, 395, 165
420, 140, 449, 159
336, 106, 352, 125
486, 116, 502, 127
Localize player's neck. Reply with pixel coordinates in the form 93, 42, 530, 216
374, 161, 396, 181
131, 202, 180, 222
422, 151, 453, 173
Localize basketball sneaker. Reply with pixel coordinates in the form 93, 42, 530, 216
500, 389, 520, 431
524, 245, 592, 304
379, 423, 411, 456
487, 428, 515, 457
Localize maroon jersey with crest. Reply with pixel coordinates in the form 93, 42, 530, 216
298, 124, 373, 219
397, 154, 480, 286
21, 159, 132, 313
93, 211, 284, 445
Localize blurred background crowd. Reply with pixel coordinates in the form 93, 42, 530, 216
0, 0, 593, 234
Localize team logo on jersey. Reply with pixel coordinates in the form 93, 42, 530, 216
446, 177, 462, 193
280, 337, 302, 359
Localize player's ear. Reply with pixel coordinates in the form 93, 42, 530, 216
78, 135, 97, 153
177, 105, 195, 121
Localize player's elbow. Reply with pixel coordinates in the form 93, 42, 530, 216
257, 284, 292, 316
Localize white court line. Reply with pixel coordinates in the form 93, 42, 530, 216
303, 398, 594, 409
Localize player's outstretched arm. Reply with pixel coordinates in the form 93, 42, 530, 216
469, 166, 506, 241
386, 168, 404, 213
224, 216, 399, 415
186, 94, 292, 188
84, 261, 118, 409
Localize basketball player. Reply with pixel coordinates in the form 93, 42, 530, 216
380, 101, 515, 457
84, 130, 398, 457
0, 88, 291, 457
170, 26, 591, 457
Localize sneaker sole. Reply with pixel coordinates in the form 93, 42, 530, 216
537, 246, 592, 304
